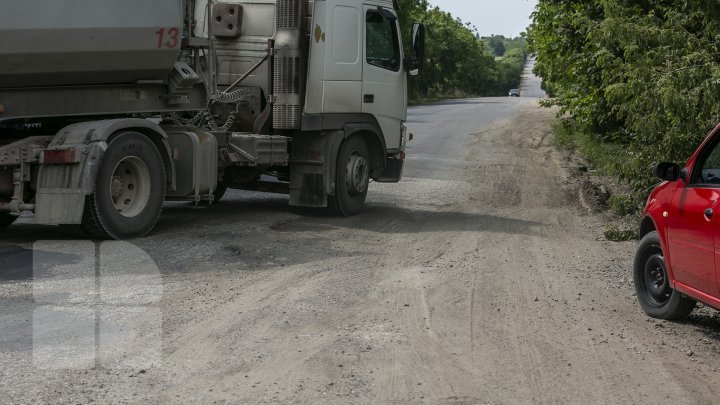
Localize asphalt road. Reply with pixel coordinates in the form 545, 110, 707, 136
519, 58, 546, 99
2, 63, 720, 404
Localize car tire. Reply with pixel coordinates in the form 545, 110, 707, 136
80, 132, 166, 240
633, 231, 696, 320
329, 136, 370, 217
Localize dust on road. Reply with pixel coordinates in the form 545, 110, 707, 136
2, 99, 720, 404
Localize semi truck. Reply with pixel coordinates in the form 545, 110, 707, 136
0, 0, 425, 239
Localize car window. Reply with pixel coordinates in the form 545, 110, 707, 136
366, 10, 400, 71
694, 139, 720, 185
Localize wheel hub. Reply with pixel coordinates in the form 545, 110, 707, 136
111, 177, 125, 200
643, 254, 670, 305
345, 154, 369, 196
109, 157, 151, 218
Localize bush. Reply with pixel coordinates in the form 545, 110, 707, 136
604, 225, 639, 242
609, 194, 638, 217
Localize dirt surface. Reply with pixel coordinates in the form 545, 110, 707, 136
3, 69, 720, 404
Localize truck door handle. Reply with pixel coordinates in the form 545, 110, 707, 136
364, 94, 375, 103
705, 208, 714, 220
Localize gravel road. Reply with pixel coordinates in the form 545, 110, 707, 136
2, 65, 720, 404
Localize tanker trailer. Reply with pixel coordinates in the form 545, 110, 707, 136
0, 0, 425, 239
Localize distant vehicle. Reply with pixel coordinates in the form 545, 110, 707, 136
635, 123, 720, 319
508, 89, 520, 97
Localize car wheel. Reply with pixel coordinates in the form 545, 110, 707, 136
329, 136, 370, 217
80, 132, 166, 240
633, 231, 696, 320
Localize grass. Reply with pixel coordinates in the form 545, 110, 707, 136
553, 119, 643, 242
553, 120, 626, 175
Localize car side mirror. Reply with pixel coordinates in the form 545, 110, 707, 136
407, 23, 425, 76
655, 162, 681, 182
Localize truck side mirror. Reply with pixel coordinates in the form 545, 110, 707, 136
408, 23, 425, 76
655, 162, 681, 182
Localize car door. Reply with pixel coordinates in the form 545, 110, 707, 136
362, 4, 407, 151
668, 137, 720, 297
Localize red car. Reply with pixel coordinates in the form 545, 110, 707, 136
635, 124, 720, 319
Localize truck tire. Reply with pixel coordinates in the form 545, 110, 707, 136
633, 231, 696, 320
81, 132, 166, 239
329, 136, 370, 216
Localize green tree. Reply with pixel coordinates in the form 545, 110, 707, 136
486, 35, 507, 57
397, 0, 528, 99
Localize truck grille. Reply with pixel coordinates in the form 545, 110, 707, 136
273, 0, 306, 130
273, 105, 301, 129
274, 57, 301, 94
277, 0, 303, 29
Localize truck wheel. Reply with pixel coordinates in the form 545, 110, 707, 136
81, 132, 166, 239
633, 231, 696, 320
329, 136, 370, 216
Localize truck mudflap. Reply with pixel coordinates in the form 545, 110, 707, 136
375, 123, 409, 183
35, 142, 106, 225
288, 132, 339, 208
376, 156, 405, 183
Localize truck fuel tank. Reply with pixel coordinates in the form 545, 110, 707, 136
166, 127, 219, 201
0, 0, 184, 88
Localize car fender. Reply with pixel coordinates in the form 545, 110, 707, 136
642, 181, 681, 285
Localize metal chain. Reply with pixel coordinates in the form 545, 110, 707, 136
204, 111, 237, 132
165, 111, 203, 126
213, 88, 246, 104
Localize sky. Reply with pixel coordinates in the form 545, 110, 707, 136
428, 0, 539, 38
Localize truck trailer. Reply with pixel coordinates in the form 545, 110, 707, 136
0, 0, 425, 239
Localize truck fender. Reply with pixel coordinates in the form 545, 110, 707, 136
342, 123, 387, 177
325, 122, 386, 195
46, 119, 175, 190
301, 113, 388, 186
35, 119, 175, 225
325, 124, 386, 196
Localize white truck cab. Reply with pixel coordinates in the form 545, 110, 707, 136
304, 0, 408, 152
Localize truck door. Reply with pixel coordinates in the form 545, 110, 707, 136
362, 5, 407, 151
